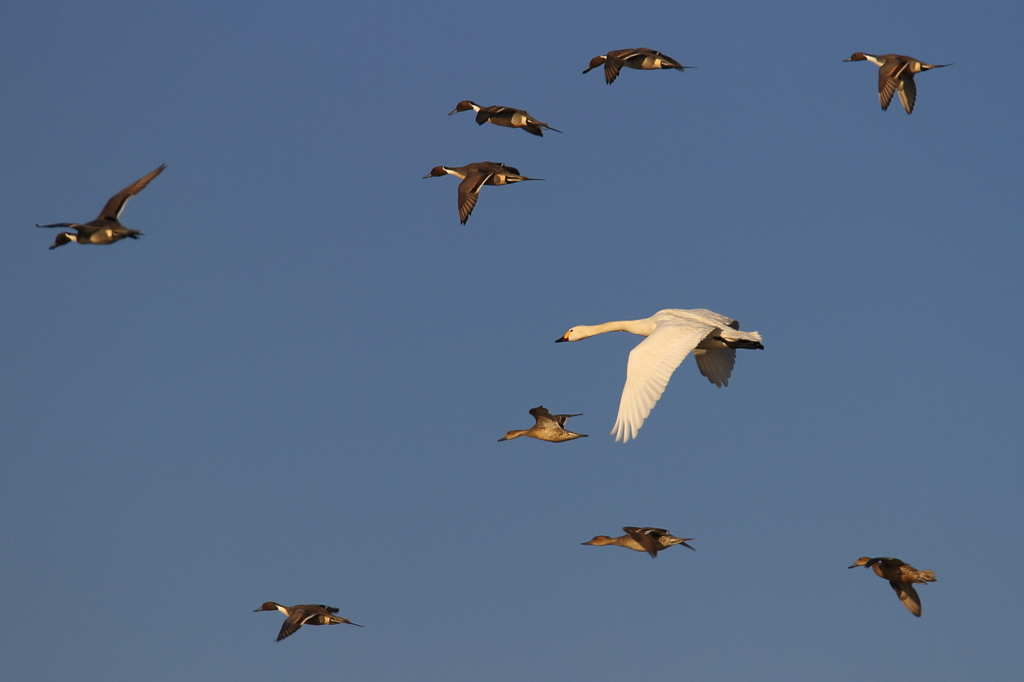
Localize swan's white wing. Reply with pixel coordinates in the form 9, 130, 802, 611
687, 308, 739, 330
693, 347, 736, 388
612, 319, 713, 442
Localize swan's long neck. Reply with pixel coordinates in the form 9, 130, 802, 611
575, 318, 655, 339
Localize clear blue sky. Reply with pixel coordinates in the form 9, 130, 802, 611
2, 1, 1022, 679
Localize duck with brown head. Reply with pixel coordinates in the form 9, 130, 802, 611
843, 52, 950, 114
449, 100, 561, 136
848, 556, 937, 616
422, 162, 541, 224
36, 164, 165, 249
582, 527, 695, 558
583, 48, 692, 84
498, 406, 586, 442
254, 601, 363, 641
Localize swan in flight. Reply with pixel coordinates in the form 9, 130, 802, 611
556, 309, 763, 442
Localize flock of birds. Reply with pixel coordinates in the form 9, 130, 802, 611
35, 45, 948, 640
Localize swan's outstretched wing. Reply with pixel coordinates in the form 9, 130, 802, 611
688, 309, 739, 387
612, 318, 712, 442
693, 347, 736, 388
687, 308, 739, 330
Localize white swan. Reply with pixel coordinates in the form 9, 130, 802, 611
556, 309, 763, 442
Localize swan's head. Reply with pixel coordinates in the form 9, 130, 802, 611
555, 326, 590, 342
582, 55, 607, 74
848, 557, 874, 569
581, 535, 614, 546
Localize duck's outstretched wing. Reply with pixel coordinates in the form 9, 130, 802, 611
889, 581, 923, 617
276, 611, 310, 641
623, 527, 660, 558
877, 62, 906, 111
456, 170, 495, 224
529, 406, 557, 427
897, 73, 917, 114
96, 164, 166, 221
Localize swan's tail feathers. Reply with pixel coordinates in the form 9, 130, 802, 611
721, 330, 763, 350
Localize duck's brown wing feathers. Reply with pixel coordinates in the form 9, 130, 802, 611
96, 164, 166, 221
878, 71, 899, 111
456, 171, 495, 224
897, 74, 917, 114
889, 581, 923, 617
276, 611, 311, 641
623, 527, 661, 558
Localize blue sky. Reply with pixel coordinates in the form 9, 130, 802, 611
2, 0, 1022, 679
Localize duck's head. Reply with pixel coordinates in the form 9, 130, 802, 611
49, 232, 77, 249
498, 430, 522, 442
254, 601, 281, 612
843, 53, 869, 62
848, 557, 874, 569
582, 55, 607, 74
582, 535, 615, 546
422, 166, 451, 179
448, 100, 479, 115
